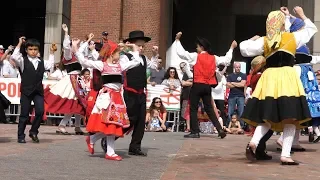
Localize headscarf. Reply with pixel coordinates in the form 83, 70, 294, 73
290, 17, 305, 32
266, 11, 286, 50
99, 40, 118, 62
251, 56, 266, 74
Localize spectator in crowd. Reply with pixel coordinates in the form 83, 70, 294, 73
180, 61, 193, 132
81, 68, 91, 93
47, 62, 67, 80
0, 46, 18, 78
145, 109, 164, 132
145, 97, 168, 131
225, 113, 244, 134
146, 46, 160, 79
212, 64, 228, 125
161, 67, 181, 90
0, 45, 5, 59
2, 51, 19, 78
147, 56, 165, 86
226, 62, 246, 128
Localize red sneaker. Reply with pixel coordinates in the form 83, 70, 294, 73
85, 136, 94, 155
105, 154, 122, 161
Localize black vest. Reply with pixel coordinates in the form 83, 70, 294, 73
64, 62, 82, 73
20, 56, 45, 96
123, 53, 147, 91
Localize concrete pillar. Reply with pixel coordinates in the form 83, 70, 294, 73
44, 0, 71, 63
287, 0, 315, 53
312, 0, 320, 70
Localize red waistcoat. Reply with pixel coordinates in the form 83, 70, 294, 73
193, 52, 217, 86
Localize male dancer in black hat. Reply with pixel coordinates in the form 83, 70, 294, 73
175, 32, 237, 139
119, 30, 154, 156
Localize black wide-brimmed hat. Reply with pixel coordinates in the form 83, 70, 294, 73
196, 37, 212, 52
123, 30, 151, 43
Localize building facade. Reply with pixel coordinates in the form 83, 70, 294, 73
43, 0, 320, 71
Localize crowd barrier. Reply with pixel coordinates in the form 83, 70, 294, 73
1, 78, 182, 132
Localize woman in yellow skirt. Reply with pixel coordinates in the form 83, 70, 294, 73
239, 6, 318, 165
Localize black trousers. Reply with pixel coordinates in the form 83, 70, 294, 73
214, 99, 227, 126
18, 92, 44, 140
256, 129, 274, 152
0, 101, 6, 123
190, 83, 223, 134
123, 90, 146, 150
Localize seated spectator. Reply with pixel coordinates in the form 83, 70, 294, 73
146, 97, 167, 131
147, 56, 165, 86
81, 68, 91, 93
225, 113, 243, 134
161, 67, 181, 90
146, 109, 164, 132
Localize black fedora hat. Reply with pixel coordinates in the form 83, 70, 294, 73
123, 30, 151, 43
195, 37, 212, 52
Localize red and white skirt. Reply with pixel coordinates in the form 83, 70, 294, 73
44, 74, 86, 116
86, 87, 130, 137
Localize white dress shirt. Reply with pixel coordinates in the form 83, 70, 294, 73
10, 48, 54, 72
175, 40, 233, 66
76, 42, 145, 90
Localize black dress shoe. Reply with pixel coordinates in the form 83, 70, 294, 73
291, 147, 306, 152
313, 136, 320, 143
309, 132, 315, 142
29, 134, 40, 143
17, 139, 26, 143
184, 133, 200, 138
245, 144, 256, 161
255, 151, 272, 160
218, 130, 226, 139
128, 149, 147, 156
281, 161, 299, 165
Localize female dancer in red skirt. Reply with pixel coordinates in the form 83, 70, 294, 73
74, 33, 138, 161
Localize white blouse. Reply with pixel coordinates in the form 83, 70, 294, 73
239, 18, 318, 57
175, 40, 233, 66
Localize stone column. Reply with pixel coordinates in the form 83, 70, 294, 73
287, 0, 315, 53
44, 0, 71, 63
312, 0, 320, 70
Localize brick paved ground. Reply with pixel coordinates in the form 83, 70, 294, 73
1, 124, 320, 180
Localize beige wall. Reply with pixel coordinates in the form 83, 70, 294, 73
313, 0, 320, 71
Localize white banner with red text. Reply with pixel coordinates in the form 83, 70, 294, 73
0, 78, 181, 110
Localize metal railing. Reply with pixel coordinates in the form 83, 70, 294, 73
4, 105, 183, 132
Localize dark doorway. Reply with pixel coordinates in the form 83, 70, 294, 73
1, 0, 46, 55
234, 15, 267, 74
171, 1, 267, 75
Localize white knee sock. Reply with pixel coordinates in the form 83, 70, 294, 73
308, 126, 313, 133
74, 114, 81, 128
313, 126, 320, 136
292, 130, 300, 146
59, 114, 73, 126
250, 122, 271, 147
106, 135, 116, 156
90, 132, 106, 144
281, 124, 296, 158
